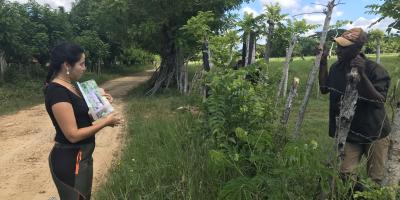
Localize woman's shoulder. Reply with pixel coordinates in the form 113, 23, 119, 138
45, 82, 71, 98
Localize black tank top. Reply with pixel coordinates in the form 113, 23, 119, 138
44, 82, 94, 144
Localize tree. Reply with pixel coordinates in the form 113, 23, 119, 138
74, 30, 109, 75
0, 1, 31, 81
263, 3, 287, 63
237, 13, 264, 67
181, 11, 215, 72
94, 0, 251, 94
366, 0, 400, 33
368, 29, 385, 64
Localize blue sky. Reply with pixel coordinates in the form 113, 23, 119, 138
238, 0, 394, 32
12, 0, 394, 33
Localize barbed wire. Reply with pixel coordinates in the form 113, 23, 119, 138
320, 85, 386, 104
318, 85, 389, 144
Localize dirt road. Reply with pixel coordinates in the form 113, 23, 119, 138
0, 70, 153, 200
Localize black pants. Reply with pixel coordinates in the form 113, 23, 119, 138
49, 142, 95, 200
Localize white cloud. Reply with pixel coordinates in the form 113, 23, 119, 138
10, 0, 74, 11
242, 7, 259, 16
260, 0, 300, 9
301, 4, 324, 13
344, 17, 397, 33
302, 14, 326, 25
335, 11, 343, 17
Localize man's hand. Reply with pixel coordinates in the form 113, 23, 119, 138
350, 55, 366, 74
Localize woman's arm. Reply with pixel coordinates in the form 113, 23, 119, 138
52, 102, 120, 143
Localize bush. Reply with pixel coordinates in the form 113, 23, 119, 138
202, 61, 350, 199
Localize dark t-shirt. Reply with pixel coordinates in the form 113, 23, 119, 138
325, 54, 391, 143
45, 82, 94, 144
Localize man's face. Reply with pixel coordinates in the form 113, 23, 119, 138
336, 44, 361, 62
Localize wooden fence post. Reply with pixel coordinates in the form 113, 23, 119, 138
335, 67, 360, 160
281, 77, 299, 126
382, 102, 400, 199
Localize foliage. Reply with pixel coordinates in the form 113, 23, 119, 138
209, 30, 241, 67
354, 179, 399, 200
117, 47, 155, 66
366, 0, 400, 33
365, 34, 400, 54
369, 29, 385, 43
263, 3, 288, 27
181, 11, 216, 41
201, 61, 348, 199
74, 30, 109, 70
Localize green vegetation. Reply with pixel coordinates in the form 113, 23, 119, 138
95, 55, 400, 199
94, 83, 220, 199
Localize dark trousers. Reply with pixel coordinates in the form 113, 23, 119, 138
49, 142, 95, 200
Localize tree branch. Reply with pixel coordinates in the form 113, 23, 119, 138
292, 11, 324, 17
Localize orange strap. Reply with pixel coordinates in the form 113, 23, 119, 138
75, 150, 82, 176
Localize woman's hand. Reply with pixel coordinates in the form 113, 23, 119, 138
99, 88, 114, 103
104, 112, 122, 127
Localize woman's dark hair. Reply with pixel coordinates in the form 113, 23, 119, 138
45, 42, 84, 85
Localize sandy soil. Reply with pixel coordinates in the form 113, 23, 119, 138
0, 70, 153, 200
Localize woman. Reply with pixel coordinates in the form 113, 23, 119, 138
44, 42, 121, 199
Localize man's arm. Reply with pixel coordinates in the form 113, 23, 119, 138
351, 55, 386, 102
319, 46, 330, 94
358, 73, 386, 102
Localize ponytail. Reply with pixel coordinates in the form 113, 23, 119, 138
45, 64, 55, 84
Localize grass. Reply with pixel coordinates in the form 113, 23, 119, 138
94, 54, 399, 199
0, 64, 152, 116
94, 85, 219, 200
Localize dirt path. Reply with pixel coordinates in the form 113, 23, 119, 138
0, 70, 153, 200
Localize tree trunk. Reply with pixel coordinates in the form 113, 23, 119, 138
281, 77, 299, 126
242, 33, 250, 67
147, 27, 181, 95
97, 59, 101, 77
241, 33, 247, 68
177, 59, 189, 94
0, 51, 7, 82
202, 38, 213, 98
376, 40, 381, 64
293, 0, 335, 138
247, 31, 256, 65
282, 35, 297, 98
202, 38, 213, 71
184, 61, 188, 94
264, 20, 275, 64
276, 35, 297, 107
382, 104, 400, 200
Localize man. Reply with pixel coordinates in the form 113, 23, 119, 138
319, 28, 391, 192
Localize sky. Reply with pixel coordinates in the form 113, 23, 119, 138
239, 0, 395, 33
11, 0, 75, 11
10, 0, 394, 33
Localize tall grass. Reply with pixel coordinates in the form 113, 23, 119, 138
94, 85, 220, 200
